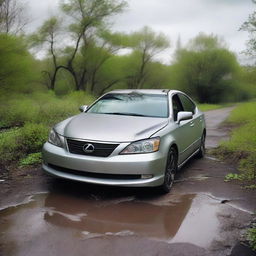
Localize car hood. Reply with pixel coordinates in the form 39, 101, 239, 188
55, 113, 168, 142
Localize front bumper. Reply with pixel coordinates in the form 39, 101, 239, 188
42, 142, 166, 187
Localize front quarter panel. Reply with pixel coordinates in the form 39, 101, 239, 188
151, 121, 182, 164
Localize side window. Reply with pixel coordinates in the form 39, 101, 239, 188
178, 94, 196, 114
172, 94, 183, 121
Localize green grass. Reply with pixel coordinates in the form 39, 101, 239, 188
217, 101, 256, 183
0, 91, 95, 128
19, 153, 42, 167
0, 91, 95, 167
197, 103, 235, 112
227, 101, 256, 124
247, 224, 256, 251
0, 123, 48, 166
197, 103, 223, 111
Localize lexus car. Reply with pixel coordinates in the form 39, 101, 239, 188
42, 89, 206, 193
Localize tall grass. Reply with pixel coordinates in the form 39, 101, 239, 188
0, 91, 95, 128
0, 91, 95, 166
218, 101, 256, 183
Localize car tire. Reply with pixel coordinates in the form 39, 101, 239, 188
196, 133, 206, 158
159, 147, 178, 194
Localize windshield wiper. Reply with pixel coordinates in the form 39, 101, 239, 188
102, 112, 148, 117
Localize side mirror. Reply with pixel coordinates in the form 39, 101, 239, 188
79, 105, 88, 112
177, 111, 193, 124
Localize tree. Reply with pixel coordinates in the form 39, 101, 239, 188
74, 29, 125, 93
0, 34, 39, 92
172, 33, 240, 103
125, 26, 170, 89
90, 54, 127, 95
0, 0, 29, 34
59, 0, 127, 91
29, 17, 62, 90
240, 0, 256, 59
29, 0, 127, 91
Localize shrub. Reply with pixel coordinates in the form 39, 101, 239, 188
0, 123, 48, 166
0, 128, 21, 164
0, 91, 95, 167
1, 98, 40, 127
19, 152, 42, 167
0, 91, 95, 128
16, 123, 48, 153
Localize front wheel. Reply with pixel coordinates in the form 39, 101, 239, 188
159, 147, 178, 194
196, 133, 206, 158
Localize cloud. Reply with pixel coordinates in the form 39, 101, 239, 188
25, 0, 254, 63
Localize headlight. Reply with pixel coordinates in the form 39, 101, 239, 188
120, 137, 160, 154
48, 129, 62, 147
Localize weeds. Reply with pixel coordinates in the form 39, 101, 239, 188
216, 101, 256, 185
19, 153, 42, 167
0, 91, 95, 166
247, 224, 256, 251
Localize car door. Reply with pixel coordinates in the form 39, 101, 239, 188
171, 94, 195, 164
178, 93, 202, 153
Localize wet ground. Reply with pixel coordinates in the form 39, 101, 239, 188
0, 107, 255, 256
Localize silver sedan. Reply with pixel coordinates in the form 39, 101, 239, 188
42, 89, 206, 193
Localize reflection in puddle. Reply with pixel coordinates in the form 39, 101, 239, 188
43, 193, 194, 239
0, 192, 221, 256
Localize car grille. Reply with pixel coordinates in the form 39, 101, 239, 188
66, 139, 119, 157
48, 164, 141, 180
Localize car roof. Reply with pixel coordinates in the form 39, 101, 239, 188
109, 89, 181, 95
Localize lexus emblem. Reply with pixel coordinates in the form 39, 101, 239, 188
83, 143, 95, 153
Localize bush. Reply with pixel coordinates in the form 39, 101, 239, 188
0, 91, 95, 128
17, 123, 48, 153
0, 123, 48, 166
19, 152, 42, 167
0, 128, 21, 164
0, 97, 40, 127
0, 91, 95, 167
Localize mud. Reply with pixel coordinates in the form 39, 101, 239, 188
0, 107, 255, 256
0, 190, 249, 256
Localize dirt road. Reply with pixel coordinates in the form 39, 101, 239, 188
0, 107, 255, 256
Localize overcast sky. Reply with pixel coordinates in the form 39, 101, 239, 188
26, 0, 254, 64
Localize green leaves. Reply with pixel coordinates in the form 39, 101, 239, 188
0, 34, 38, 92
61, 0, 127, 31
125, 26, 170, 57
240, 9, 256, 56
173, 33, 240, 103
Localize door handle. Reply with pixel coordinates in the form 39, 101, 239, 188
190, 121, 194, 127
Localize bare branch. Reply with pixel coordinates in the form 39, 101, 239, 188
0, 0, 29, 34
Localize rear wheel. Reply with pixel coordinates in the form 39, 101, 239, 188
159, 147, 178, 194
196, 133, 206, 158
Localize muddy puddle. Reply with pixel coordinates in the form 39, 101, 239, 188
0, 191, 224, 256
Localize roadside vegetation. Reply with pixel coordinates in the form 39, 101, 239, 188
247, 222, 256, 251
197, 103, 225, 112
216, 101, 256, 186
0, 92, 95, 167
